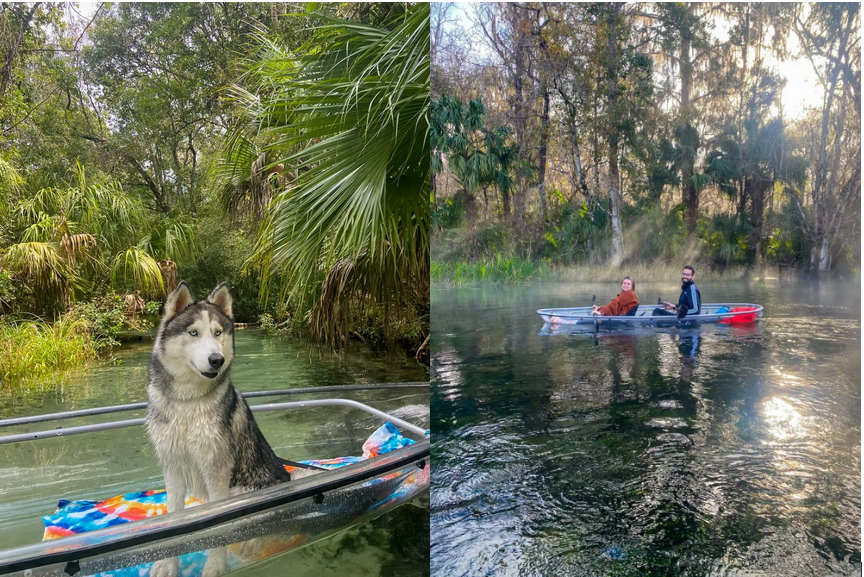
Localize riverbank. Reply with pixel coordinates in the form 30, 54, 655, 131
431, 258, 859, 286
1, 308, 428, 394
0, 293, 159, 392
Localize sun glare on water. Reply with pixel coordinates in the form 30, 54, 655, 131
762, 397, 808, 442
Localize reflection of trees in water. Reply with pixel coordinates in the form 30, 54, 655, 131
432, 308, 557, 434
538, 326, 801, 570
433, 284, 860, 573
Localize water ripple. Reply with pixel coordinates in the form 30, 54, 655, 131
432, 282, 860, 576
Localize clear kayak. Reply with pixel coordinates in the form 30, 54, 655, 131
537, 303, 763, 326
0, 383, 430, 577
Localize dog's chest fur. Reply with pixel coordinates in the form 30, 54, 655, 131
146, 385, 235, 485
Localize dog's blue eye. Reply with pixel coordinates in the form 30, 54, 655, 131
189, 330, 198, 337
215, 330, 222, 336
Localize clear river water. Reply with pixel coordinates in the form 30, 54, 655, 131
0, 329, 429, 577
431, 279, 860, 576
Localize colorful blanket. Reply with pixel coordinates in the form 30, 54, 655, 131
42, 422, 419, 541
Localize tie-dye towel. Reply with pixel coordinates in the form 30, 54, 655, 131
43, 422, 420, 541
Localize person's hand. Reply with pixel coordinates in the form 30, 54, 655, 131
592, 309, 601, 316
663, 301, 675, 311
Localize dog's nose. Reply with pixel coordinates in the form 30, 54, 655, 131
208, 353, 225, 369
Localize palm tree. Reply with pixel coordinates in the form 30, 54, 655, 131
1, 166, 194, 310
0, 157, 23, 245
431, 95, 514, 220
218, 4, 430, 346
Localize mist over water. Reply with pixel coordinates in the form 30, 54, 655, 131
431, 280, 860, 576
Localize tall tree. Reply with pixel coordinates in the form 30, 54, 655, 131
431, 95, 514, 225
794, 3, 860, 272
653, 3, 714, 234
84, 3, 308, 214
597, 3, 626, 266
477, 2, 535, 226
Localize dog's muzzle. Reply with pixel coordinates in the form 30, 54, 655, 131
208, 353, 225, 369
202, 353, 224, 378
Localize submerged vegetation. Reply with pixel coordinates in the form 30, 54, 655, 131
432, 3, 860, 280
0, 3, 430, 389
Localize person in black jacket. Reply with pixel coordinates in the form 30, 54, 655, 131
653, 265, 701, 319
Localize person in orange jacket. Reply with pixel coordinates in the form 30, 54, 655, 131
591, 277, 639, 316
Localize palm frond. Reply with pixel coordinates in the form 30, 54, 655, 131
0, 157, 23, 196
224, 4, 430, 345
60, 233, 97, 264
111, 247, 165, 299
1, 242, 77, 308
138, 222, 196, 263
20, 214, 61, 243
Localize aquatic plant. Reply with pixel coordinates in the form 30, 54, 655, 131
0, 317, 99, 391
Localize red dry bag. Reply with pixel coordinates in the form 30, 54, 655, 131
717, 306, 759, 324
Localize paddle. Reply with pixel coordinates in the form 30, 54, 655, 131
657, 297, 681, 316
656, 297, 685, 322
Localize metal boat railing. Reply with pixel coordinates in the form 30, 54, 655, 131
0, 382, 428, 429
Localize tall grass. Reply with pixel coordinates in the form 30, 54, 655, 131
432, 258, 803, 286
431, 256, 545, 285
0, 317, 99, 390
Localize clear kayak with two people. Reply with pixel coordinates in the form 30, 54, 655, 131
537, 303, 763, 327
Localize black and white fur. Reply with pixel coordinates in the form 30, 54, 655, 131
146, 282, 303, 577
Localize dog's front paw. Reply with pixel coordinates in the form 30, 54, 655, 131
201, 546, 227, 577
150, 556, 178, 577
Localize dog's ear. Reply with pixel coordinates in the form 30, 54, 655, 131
207, 282, 232, 319
164, 282, 194, 320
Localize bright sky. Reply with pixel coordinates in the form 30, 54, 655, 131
76, 2, 101, 18
438, 2, 824, 120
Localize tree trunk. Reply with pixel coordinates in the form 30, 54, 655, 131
510, 4, 527, 232
537, 88, 550, 238
609, 138, 624, 267
680, 30, 698, 233
809, 227, 822, 272
567, 108, 589, 198
810, 28, 845, 274
817, 237, 831, 272
0, 4, 38, 106
750, 178, 770, 265
606, 4, 624, 267
683, 161, 698, 233
122, 151, 170, 213
738, 179, 748, 217
431, 171, 436, 205
171, 141, 186, 212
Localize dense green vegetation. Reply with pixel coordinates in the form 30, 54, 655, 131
0, 2, 430, 388
432, 3, 860, 280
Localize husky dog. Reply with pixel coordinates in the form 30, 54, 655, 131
147, 282, 304, 577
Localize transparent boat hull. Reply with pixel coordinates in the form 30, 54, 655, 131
0, 440, 429, 577
537, 303, 763, 326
